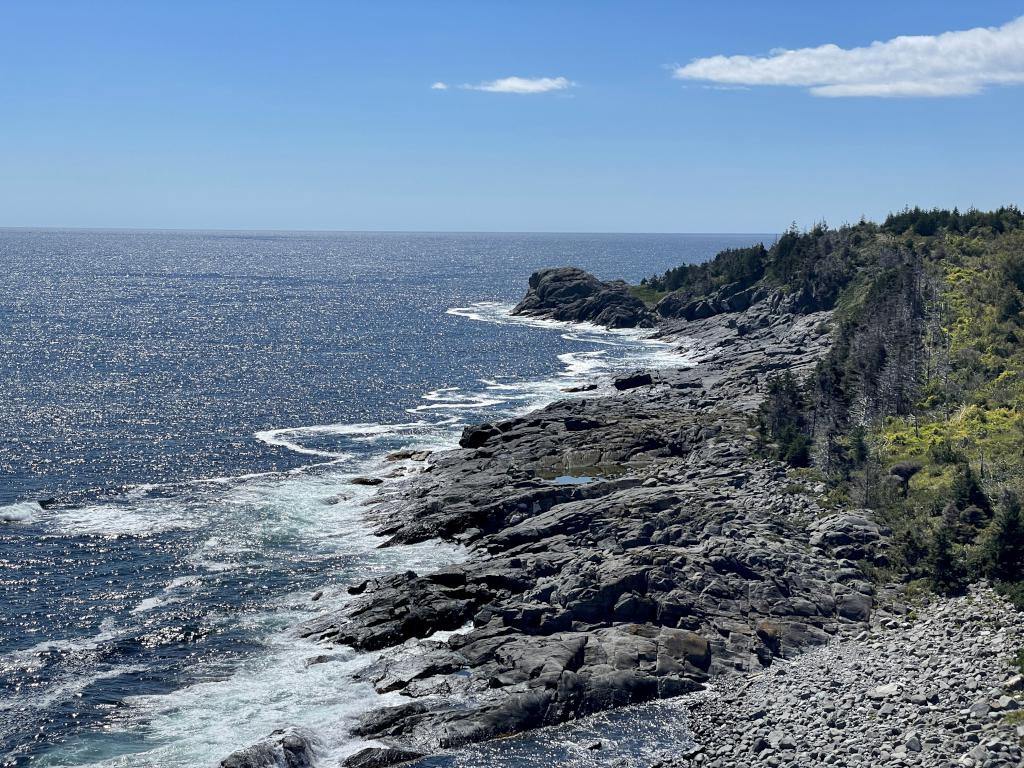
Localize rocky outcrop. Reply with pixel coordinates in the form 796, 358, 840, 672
655, 282, 765, 321
220, 728, 318, 768
512, 267, 655, 328
343, 747, 424, 767
224, 263, 964, 767
613, 371, 654, 390
654, 283, 831, 323
809, 513, 890, 564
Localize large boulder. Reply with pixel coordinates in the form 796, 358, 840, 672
809, 513, 889, 563
654, 282, 759, 320
655, 293, 717, 321
459, 423, 501, 449
352, 624, 712, 755
613, 371, 654, 390
220, 728, 318, 768
513, 267, 654, 328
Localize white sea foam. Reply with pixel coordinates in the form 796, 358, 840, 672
447, 301, 670, 344
407, 395, 507, 413
255, 420, 453, 458
253, 426, 354, 459
42, 630, 382, 767
447, 300, 615, 334
130, 595, 182, 614
254, 302, 687, 463
0, 501, 39, 523
36, 522, 459, 768
437, 303, 695, 426
558, 349, 608, 377
45, 503, 201, 537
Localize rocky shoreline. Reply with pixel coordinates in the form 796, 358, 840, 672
223, 268, 1023, 768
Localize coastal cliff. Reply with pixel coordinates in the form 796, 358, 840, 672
225, 207, 1024, 768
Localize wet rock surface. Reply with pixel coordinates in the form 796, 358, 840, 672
220, 727, 319, 768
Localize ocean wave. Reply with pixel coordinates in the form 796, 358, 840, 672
42, 502, 202, 537
0, 664, 149, 722
447, 300, 670, 342
32, 539, 461, 768
407, 394, 509, 413
254, 426, 355, 459
255, 419, 453, 457
445, 301, 654, 338
0, 618, 130, 690
128, 574, 201, 614
0, 500, 41, 524
45, 632, 378, 768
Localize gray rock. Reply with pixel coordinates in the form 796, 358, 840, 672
343, 747, 425, 767
220, 728, 317, 768
512, 267, 654, 328
614, 372, 655, 390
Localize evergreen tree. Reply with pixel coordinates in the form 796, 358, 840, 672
951, 463, 991, 513
927, 524, 968, 596
983, 491, 1024, 583
756, 371, 811, 467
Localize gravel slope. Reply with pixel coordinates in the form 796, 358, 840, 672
673, 586, 1024, 768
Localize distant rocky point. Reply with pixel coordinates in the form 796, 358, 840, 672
511, 266, 655, 328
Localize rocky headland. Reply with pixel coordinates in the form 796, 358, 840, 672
511, 266, 655, 329
224, 211, 1024, 768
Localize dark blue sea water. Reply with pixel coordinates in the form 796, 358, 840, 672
0, 230, 768, 767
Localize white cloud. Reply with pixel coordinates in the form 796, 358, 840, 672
460, 76, 573, 94
672, 16, 1024, 97
430, 81, 449, 90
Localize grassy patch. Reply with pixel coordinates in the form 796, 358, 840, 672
880, 407, 1024, 492
628, 284, 667, 307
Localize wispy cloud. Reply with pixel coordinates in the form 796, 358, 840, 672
673, 16, 1024, 97
453, 76, 573, 94
430, 81, 449, 90
466, 76, 572, 94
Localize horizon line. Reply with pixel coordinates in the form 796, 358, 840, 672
0, 225, 781, 237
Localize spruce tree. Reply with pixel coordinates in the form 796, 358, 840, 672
984, 491, 1024, 583
928, 524, 967, 596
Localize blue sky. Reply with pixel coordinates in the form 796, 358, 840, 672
2, 1, 1022, 232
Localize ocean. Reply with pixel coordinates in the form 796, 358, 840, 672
0, 230, 769, 767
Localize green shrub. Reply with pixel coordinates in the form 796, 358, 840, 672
996, 581, 1024, 612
